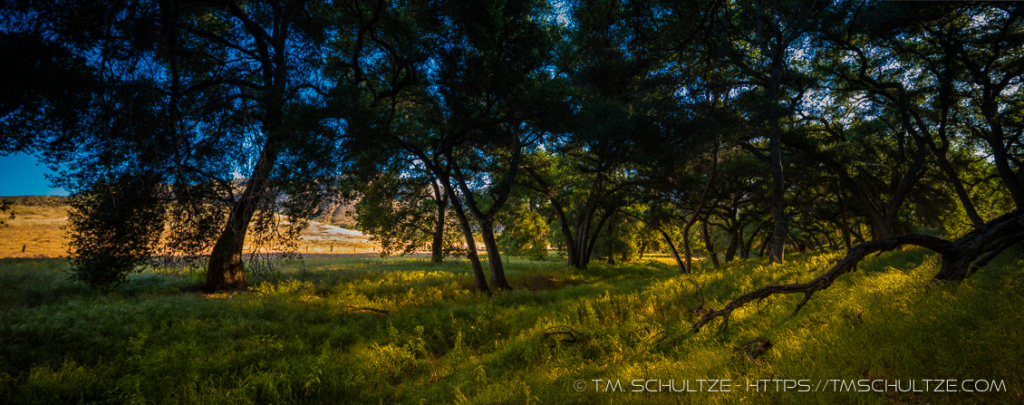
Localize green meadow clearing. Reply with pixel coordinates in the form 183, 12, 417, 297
1, 249, 1022, 404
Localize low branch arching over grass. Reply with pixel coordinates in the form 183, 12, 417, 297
690, 209, 1024, 333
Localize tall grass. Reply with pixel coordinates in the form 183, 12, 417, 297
1, 249, 1021, 404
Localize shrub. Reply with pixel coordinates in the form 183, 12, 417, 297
67, 176, 166, 288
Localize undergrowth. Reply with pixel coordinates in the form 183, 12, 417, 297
0, 249, 1021, 404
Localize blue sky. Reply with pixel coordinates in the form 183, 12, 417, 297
0, 153, 68, 196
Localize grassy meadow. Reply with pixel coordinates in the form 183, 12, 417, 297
1, 248, 1022, 404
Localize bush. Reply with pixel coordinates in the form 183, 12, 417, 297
67, 176, 166, 288
498, 206, 549, 259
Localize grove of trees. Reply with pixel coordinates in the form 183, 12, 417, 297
2, 0, 1021, 311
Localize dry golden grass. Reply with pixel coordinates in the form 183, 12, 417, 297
0, 205, 69, 258
0, 204, 381, 258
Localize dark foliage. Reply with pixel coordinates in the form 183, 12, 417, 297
66, 175, 166, 288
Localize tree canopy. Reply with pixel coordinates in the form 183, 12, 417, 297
1, 0, 1021, 294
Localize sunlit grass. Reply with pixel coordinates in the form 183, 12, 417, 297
1, 248, 1021, 404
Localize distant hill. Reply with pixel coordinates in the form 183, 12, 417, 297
0, 194, 359, 227
317, 199, 358, 228
2, 196, 68, 207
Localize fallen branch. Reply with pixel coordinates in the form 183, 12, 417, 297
542, 327, 586, 347
347, 306, 391, 316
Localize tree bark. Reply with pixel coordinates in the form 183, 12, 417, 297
199, 0, 296, 291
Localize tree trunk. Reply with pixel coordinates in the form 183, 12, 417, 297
679, 142, 719, 272
741, 225, 760, 259
986, 123, 1024, 208
204, 133, 280, 291
430, 181, 447, 263
553, 199, 578, 268
445, 184, 489, 293
573, 203, 598, 269
724, 224, 739, 262
478, 216, 512, 290
523, 167, 579, 268
449, 129, 521, 290
682, 221, 696, 273
402, 149, 488, 292
606, 211, 616, 265
766, 132, 787, 264
701, 219, 720, 268
582, 209, 613, 269
922, 132, 985, 228
658, 229, 687, 274
758, 228, 773, 258
764, 56, 788, 265
450, 198, 489, 292
832, 131, 927, 241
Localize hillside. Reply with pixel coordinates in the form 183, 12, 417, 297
0, 197, 378, 258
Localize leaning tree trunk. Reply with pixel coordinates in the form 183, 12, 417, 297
691, 209, 1024, 333
204, 137, 280, 291
657, 229, 688, 274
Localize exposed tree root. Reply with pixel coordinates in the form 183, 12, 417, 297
690, 209, 1024, 333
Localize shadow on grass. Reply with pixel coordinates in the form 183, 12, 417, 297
1, 249, 1021, 404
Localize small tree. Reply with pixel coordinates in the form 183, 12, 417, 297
354, 168, 464, 261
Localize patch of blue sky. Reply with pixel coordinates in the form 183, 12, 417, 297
0, 153, 69, 196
